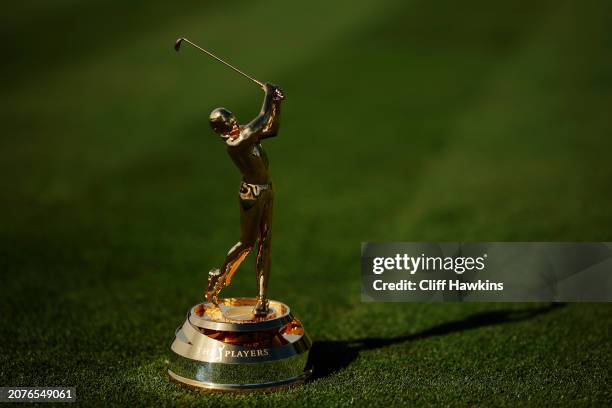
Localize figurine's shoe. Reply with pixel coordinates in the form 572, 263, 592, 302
253, 297, 270, 317
205, 268, 221, 304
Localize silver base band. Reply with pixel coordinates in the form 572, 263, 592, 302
168, 368, 312, 392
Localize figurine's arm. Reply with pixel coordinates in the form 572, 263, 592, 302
246, 83, 284, 140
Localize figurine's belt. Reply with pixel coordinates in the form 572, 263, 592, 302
239, 181, 271, 200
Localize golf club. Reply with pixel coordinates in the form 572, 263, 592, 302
175, 37, 264, 88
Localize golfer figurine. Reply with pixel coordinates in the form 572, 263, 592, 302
174, 38, 285, 316
205, 83, 284, 316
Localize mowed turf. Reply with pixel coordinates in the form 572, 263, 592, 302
1, 0, 611, 406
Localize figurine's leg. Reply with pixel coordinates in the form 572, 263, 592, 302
221, 241, 252, 286
254, 192, 273, 316
206, 194, 263, 303
206, 240, 255, 304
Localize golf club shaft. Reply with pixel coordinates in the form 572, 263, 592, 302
175, 37, 264, 88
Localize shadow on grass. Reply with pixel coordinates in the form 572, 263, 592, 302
307, 303, 565, 379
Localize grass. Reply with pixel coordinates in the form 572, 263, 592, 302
1, 0, 611, 406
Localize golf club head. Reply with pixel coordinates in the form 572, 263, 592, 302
174, 38, 185, 52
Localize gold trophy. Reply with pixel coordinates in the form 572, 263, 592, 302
168, 38, 312, 391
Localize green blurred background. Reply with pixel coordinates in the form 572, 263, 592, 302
1, 0, 611, 406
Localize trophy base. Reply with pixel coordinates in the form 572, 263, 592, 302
168, 298, 312, 392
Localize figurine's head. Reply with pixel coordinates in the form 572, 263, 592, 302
209, 107, 237, 137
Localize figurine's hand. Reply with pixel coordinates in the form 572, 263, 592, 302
273, 87, 285, 101
265, 83, 285, 101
